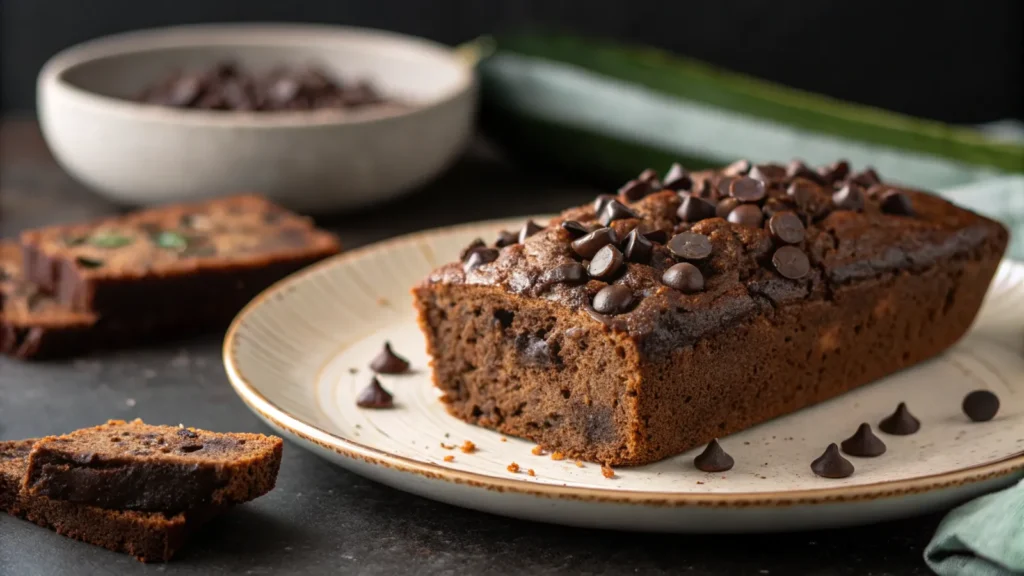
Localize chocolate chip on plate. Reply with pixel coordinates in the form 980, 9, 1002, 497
571, 227, 618, 259
599, 199, 640, 226
661, 263, 704, 294
518, 220, 544, 243
832, 183, 865, 211
594, 194, 617, 215
767, 212, 806, 244
463, 248, 499, 272
878, 402, 921, 435
663, 163, 692, 191
588, 245, 625, 280
962, 390, 1000, 422
840, 423, 886, 457
495, 230, 519, 248
677, 196, 717, 223
811, 443, 854, 478
716, 198, 740, 220
771, 246, 810, 279
727, 204, 763, 228
592, 284, 633, 315
459, 238, 486, 261
538, 262, 587, 288
560, 220, 591, 239
668, 232, 713, 261
694, 439, 734, 472
370, 341, 410, 374
880, 191, 914, 216
356, 376, 394, 409
723, 159, 751, 176
623, 228, 654, 263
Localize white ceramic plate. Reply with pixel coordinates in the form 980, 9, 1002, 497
224, 218, 1024, 532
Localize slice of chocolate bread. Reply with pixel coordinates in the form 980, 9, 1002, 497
23, 419, 283, 513
2, 439, 216, 562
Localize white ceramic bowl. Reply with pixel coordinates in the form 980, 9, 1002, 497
37, 24, 477, 213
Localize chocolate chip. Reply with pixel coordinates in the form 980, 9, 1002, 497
677, 195, 717, 223
832, 183, 865, 211
618, 179, 651, 202
723, 159, 751, 176
727, 204, 763, 228
840, 423, 886, 457
588, 245, 625, 280
463, 248, 499, 272
767, 212, 805, 244
761, 198, 792, 219
592, 284, 633, 315
694, 439, 734, 472
518, 220, 544, 243
538, 262, 587, 287
962, 390, 999, 422
495, 230, 519, 248
786, 160, 822, 183
878, 402, 920, 435
811, 444, 854, 478
661, 263, 704, 294
716, 198, 739, 219
848, 168, 881, 188
636, 223, 669, 244
560, 220, 591, 239
571, 227, 618, 259
771, 246, 810, 279
459, 238, 486, 261
691, 179, 717, 200
663, 163, 692, 191
880, 191, 914, 216
668, 232, 713, 261
370, 341, 410, 374
599, 199, 639, 226
729, 177, 766, 203
748, 164, 786, 183
623, 228, 654, 263
638, 168, 660, 184
716, 177, 736, 199
817, 160, 851, 183
356, 377, 394, 408
167, 76, 203, 107
594, 194, 616, 215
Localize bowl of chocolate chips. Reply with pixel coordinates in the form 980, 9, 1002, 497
37, 23, 476, 212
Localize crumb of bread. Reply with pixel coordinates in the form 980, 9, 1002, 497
551, 451, 565, 461
507, 462, 520, 473
527, 469, 535, 477
601, 465, 615, 479
443, 455, 454, 462
531, 445, 544, 456
696, 481, 705, 485
460, 440, 476, 454
574, 460, 584, 468
500, 437, 507, 442
440, 443, 455, 450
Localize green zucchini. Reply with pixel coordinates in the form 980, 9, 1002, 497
461, 35, 1024, 189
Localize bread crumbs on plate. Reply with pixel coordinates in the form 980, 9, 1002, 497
531, 445, 545, 456
443, 455, 454, 462
527, 469, 535, 477
601, 465, 615, 479
574, 460, 584, 468
500, 437, 508, 442
460, 440, 476, 454
550, 451, 565, 461
440, 442, 455, 450
507, 462, 520, 473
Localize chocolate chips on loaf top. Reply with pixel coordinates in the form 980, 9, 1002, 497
427, 159, 1005, 348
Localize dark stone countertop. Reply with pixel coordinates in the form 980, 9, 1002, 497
0, 119, 939, 575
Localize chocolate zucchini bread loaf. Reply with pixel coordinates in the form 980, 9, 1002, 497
2, 440, 216, 562
24, 419, 283, 513
413, 160, 1008, 466
19, 195, 340, 331
1, 242, 97, 359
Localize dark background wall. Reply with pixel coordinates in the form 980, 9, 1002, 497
2, 0, 1022, 123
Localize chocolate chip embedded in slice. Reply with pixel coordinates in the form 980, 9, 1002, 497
663, 162, 692, 191
811, 443, 854, 478
715, 198, 739, 220
817, 160, 851, 184
538, 262, 587, 288
622, 228, 654, 263
494, 230, 519, 248
727, 204, 763, 228
618, 179, 651, 202
880, 191, 914, 216
694, 439, 734, 472
593, 194, 617, 215
370, 341, 410, 374
560, 220, 591, 239
668, 232, 713, 261
767, 212, 806, 244
962, 390, 1000, 422
661, 263, 704, 294
676, 196, 717, 223
599, 199, 639, 226
518, 220, 544, 244
459, 238, 487, 261
771, 246, 810, 280
729, 177, 767, 203
356, 377, 394, 409
786, 160, 822, 183
723, 159, 751, 176
878, 402, 921, 435
840, 423, 886, 457
463, 248, 499, 272
748, 164, 786, 184
588, 245, 625, 280
571, 227, 618, 259
592, 284, 633, 315
848, 168, 881, 188
832, 183, 865, 211
635, 223, 669, 244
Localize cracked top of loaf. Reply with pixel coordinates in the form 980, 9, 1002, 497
421, 160, 1008, 351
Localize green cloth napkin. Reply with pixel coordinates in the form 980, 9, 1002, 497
925, 478, 1024, 575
